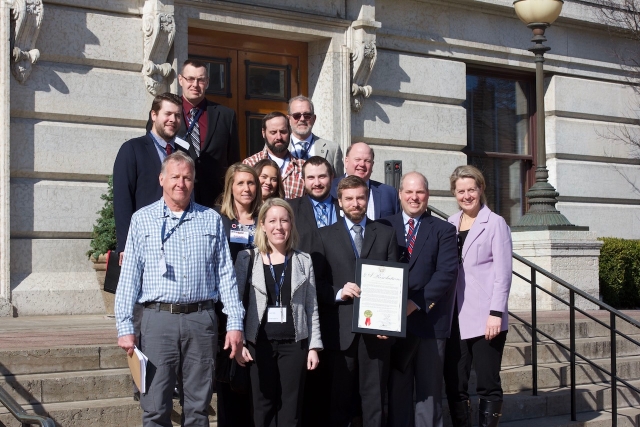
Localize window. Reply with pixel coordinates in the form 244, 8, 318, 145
465, 70, 535, 225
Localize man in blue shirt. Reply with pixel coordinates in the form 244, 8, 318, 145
115, 151, 245, 427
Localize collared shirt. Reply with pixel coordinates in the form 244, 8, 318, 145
182, 97, 208, 147
269, 153, 291, 174
115, 199, 245, 337
344, 215, 367, 242
291, 134, 315, 159
149, 130, 176, 162
402, 210, 423, 240
243, 149, 305, 199
310, 195, 337, 227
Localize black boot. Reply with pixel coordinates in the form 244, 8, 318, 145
448, 399, 472, 427
478, 399, 503, 427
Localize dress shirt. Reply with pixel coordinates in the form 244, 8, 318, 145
310, 195, 337, 227
115, 199, 245, 337
149, 130, 176, 162
291, 134, 315, 159
365, 180, 376, 221
402, 211, 423, 239
243, 150, 305, 199
269, 153, 291, 174
335, 216, 367, 301
182, 97, 208, 146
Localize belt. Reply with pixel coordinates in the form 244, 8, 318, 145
144, 300, 214, 314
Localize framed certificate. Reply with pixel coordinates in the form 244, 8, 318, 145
352, 259, 409, 338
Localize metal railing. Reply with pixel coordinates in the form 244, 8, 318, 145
0, 385, 55, 426
428, 205, 640, 426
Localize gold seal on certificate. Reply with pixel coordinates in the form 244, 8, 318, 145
352, 259, 409, 338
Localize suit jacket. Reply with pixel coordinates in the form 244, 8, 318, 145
447, 205, 512, 340
315, 218, 399, 351
289, 195, 341, 255
146, 99, 240, 208
235, 249, 323, 350
289, 134, 344, 177
112, 133, 186, 253
331, 175, 400, 220
379, 211, 458, 339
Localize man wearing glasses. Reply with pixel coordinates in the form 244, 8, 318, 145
177, 59, 240, 207
287, 95, 344, 176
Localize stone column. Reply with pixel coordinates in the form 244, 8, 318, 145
510, 230, 603, 311
0, 0, 12, 317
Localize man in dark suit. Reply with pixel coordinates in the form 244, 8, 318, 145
316, 175, 399, 427
331, 142, 400, 219
148, 59, 240, 208
379, 172, 458, 427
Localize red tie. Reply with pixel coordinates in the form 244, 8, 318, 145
165, 143, 173, 156
407, 218, 416, 257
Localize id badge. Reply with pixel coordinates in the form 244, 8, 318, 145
230, 230, 250, 244
158, 252, 167, 276
267, 306, 286, 323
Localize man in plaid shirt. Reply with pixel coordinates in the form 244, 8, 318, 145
243, 111, 305, 199
115, 151, 244, 427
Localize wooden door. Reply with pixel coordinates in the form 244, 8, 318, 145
188, 28, 308, 159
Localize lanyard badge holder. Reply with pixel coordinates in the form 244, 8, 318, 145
266, 253, 289, 323
159, 206, 188, 276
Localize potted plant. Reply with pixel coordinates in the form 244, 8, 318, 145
87, 176, 117, 314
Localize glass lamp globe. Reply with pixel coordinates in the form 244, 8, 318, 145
513, 0, 564, 25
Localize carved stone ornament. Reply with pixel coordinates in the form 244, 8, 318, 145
350, 19, 380, 112
142, 0, 176, 95
8, 0, 43, 84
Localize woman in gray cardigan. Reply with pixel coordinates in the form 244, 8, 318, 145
235, 198, 323, 427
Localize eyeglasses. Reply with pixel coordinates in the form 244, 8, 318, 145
290, 112, 313, 121
181, 76, 208, 85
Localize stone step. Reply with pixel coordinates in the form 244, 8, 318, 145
507, 317, 640, 344
498, 406, 640, 427
502, 334, 640, 367
0, 368, 131, 405
0, 344, 126, 376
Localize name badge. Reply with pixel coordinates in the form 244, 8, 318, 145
230, 230, 250, 244
158, 252, 167, 276
267, 306, 286, 323
174, 137, 190, 150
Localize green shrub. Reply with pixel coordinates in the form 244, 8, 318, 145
599, 237, 640, 309
86, 176, 116, 261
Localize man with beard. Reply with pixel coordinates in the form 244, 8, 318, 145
243, 111, 305, 199
316, 175, 399, 427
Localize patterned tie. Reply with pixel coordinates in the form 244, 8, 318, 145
407, 218, 416, 258
189, 108, 201, 157
315, 203, 328, 228
165, 143, 172, 156
352, 224, 363, 257
298, 141, 309, 160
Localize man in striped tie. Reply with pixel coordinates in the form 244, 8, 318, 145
378, 171, 458, 427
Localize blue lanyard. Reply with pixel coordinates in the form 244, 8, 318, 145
161, 205, 189, 251
267, 253, 289, 306
343, 218, 363, 259
406, 217, 422, 245
186, 108, 203, 136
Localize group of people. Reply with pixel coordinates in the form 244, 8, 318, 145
113, 58, 513, 427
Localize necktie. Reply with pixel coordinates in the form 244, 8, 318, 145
316, 203, 328, 228
298, 141, 309, 160
407, 218, 416, 258
165, 143, 172, 156
352, 224, 363, 257
189, 108, 201, 157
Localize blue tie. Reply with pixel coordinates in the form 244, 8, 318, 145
315, 203, 328, 228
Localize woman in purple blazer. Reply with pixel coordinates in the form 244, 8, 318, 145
444, 165, 512, 427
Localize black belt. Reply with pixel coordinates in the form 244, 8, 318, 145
144, 300, 214, 314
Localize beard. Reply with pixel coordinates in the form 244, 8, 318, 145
154, 123, 177, 142
265, 136, 289, 155
343, 206, 366, 223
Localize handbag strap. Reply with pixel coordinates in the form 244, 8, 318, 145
242, 249, 254, 309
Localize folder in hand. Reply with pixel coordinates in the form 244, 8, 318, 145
127, 346, 148, 393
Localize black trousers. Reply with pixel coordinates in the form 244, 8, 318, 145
247, 336, 308, 427
443, 313, 507, 403
301, 349, 331, 427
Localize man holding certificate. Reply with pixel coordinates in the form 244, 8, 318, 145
380, 172, 458, 427
316, 175, 399, 427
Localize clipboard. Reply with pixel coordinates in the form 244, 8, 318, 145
127, 346, 148, 393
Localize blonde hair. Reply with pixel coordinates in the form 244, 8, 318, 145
449, 165, 488, 206
254, 198, 299, 254
219, 163, 261, 220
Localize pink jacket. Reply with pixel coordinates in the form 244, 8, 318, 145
448, 205, 512, 340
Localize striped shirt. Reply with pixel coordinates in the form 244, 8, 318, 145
115, 199, 245, 337
243, 149, 305, 199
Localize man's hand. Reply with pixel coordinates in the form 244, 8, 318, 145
341, 282, 361, 300
118, 334, 135, 356
119, 251, 124, 266
237, 346, 253, 367
485, 315, 502, 341
376, 335, 389, 340
224, 330, 243, 362
407, 300, 419, 316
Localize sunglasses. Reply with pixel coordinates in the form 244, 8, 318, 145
290, 113, 313, 121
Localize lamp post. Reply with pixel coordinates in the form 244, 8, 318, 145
513, 0, 577, 229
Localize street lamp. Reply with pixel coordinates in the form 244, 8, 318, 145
513, 0, 577, 229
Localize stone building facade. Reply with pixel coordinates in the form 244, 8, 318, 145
0, 0, 637, 315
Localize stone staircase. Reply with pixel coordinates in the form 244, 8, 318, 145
0, 313, 639, 426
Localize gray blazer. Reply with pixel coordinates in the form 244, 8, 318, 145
289, 134, 344, 177
235, 249, 323, 350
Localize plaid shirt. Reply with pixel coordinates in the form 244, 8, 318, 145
115, 199, 245, 337
243, 149, 305, 199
